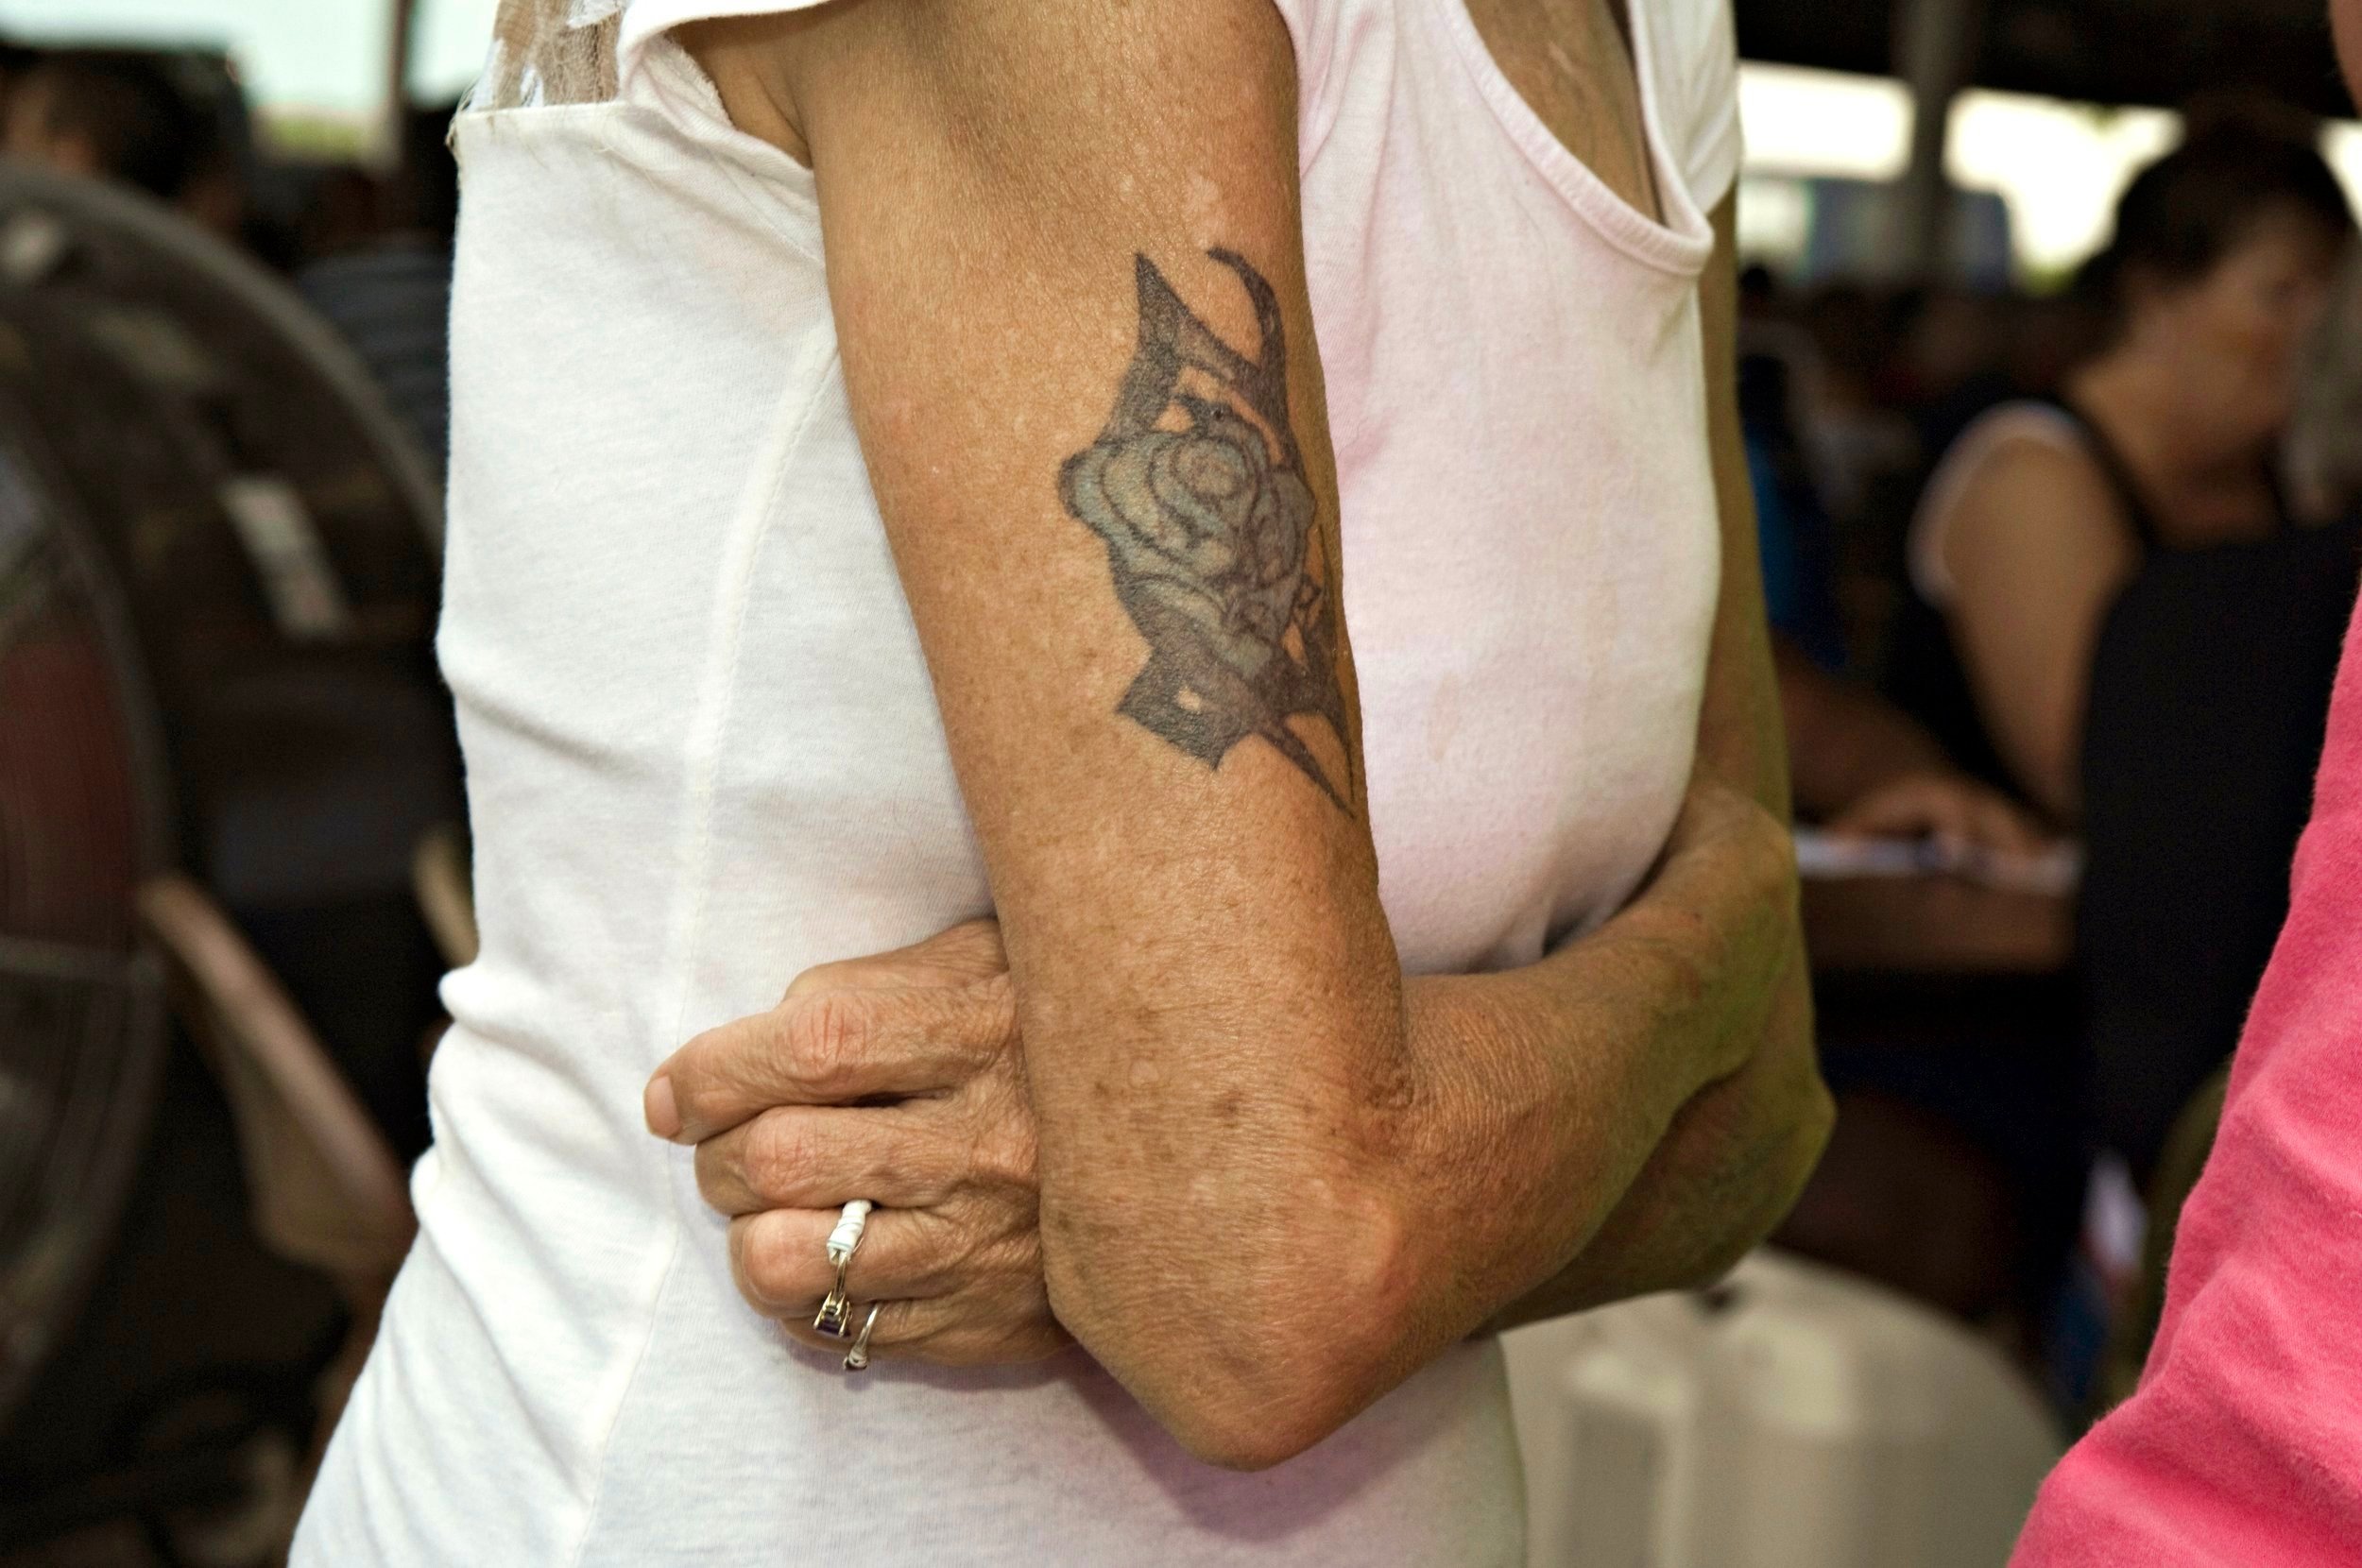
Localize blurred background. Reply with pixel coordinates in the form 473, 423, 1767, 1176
0, 1, 2357, 1564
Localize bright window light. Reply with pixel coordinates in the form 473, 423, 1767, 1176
1946, 91, 2182, 276
412, 0, 496, 105
1744, 61, 2362, 281
0, 0, 497, 120
1737, 63, 1913, 183
0, 0, 386, 120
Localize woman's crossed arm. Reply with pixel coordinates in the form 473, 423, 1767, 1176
652, 0, 1826, 1471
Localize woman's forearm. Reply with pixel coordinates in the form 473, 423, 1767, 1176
1378, 787, 1810, 1346
1484, 950, 1824, 1328
1040, 784, 1808, 1472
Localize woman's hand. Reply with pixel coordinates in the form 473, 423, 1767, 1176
644, 919, 1068, 1367
1823, 769, 2051, 859
1389, 777, 1820, 1337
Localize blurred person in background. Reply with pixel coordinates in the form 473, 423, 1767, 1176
1894, 118, 2353, 823
1781, 649, 2046, 855
297, 106, 462, 479
1738, 271, 2057, 1335
0, 48, 244, 239
0, 39, 42, 123
2013, 15, 2362, 1557
1741, 329, 2047, 856
2286, 249, 2362, 526
1894, 119, 2357, 1187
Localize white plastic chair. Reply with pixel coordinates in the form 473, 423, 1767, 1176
1503, 1250, 2062, 1568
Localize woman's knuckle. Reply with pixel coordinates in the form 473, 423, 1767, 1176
989, 1128, 1039, 1190
986, 1230, 1044, 1286
786, 991, 869, 1092
747, 1116, 811, 1200
671, 1057, 727, 1132
977, 971, 1019, 1033
783, 959, 858, 1002
964, 1112, 1036, 1191
753, 1225, 811, 1306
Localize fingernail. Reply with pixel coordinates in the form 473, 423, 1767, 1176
644, 1073, 682, 1140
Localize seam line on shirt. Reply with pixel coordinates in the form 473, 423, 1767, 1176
559, 335, 843, 1568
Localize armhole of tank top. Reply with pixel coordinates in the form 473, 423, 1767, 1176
1908, 404, 2087, 608
1665, 0, 1743, 218
1258, 0, 1336, 172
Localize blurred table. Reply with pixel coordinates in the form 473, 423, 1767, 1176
1801, 874, 2075, 978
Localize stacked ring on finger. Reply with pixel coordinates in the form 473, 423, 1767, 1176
813, 1199, 873, 1338
844, 1303, 883, 1372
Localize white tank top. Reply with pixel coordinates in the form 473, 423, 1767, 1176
298, 3, 1738, 1563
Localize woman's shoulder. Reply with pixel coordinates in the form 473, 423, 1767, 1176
1910, 402, 2115, 605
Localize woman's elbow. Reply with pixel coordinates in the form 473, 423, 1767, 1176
1107, 1327, 1408, 1473
1156, 1379, 1372, 1473
1039, 1185, 1421, 1472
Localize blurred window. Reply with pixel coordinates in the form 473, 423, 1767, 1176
0, 0, 495, 148
1741, 63, 2362, 287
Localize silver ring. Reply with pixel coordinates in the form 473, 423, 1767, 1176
813, 1282, 856, 1338
813, 1200, 873, 1338
843, 1303, 884, 1372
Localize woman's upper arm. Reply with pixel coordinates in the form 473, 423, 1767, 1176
1694, 196, 1793, 818
686, 0, 1411, 1457
1940, 440, 2138, 820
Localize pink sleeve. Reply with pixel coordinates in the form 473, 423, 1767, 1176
2012, 588, 2362, 1564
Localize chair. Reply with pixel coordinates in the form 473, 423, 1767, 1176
1502, 1251, 2062, 1568
410, 824, 479, 972
134, 876, 416, 1476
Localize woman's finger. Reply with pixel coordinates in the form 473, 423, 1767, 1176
727, 1206, 966, 1317
780, 919, 1008, 1002
775, 1294, 1070, 1368
1968, 793, 2048, 857
695, 1102, 965, 1217
653, 975, 1018, 1143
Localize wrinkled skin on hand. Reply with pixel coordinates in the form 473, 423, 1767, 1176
648, 920, 1068, 1368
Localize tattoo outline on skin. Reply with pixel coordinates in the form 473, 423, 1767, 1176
1058, 250, 1355, 811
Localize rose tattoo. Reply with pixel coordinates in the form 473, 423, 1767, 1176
1059, 251, 1353, 810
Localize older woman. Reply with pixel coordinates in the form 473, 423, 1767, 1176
295, 1, 1825, 1563
1902, 122, 2352, 822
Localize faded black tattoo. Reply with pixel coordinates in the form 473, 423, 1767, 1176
1058, 250, 1354, 810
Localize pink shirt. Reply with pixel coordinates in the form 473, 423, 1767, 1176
2013, 590, 2362, 1563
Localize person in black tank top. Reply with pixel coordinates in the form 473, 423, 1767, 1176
1888, 121, 2350, 828
1886, 400, 2166, 800
1811, 127, 2353, 1327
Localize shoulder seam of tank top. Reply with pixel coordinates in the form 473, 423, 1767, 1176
615, 0, 1348, 185
1622, 0, 1726, 251
453, 53, 822, 250
559, 336, 844, 1568
1429, 0, 1715, 276
638, 37, 825, 257
1909, 401, 2090, 606
615, 0, 831, 89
